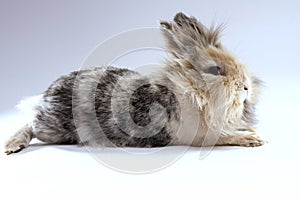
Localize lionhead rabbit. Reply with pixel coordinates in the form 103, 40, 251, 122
5, 12, 264, 155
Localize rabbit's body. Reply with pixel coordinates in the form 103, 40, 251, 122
5, 13, 264, 155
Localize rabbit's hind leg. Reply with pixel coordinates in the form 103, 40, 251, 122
5, 124, 34, 155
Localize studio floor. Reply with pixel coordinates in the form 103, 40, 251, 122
1, 82, 299, 200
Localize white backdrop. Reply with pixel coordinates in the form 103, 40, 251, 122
1, 1, 300, 200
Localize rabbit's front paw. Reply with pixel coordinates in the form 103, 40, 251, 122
237, 134, 265, 147
217, 133, 266, 147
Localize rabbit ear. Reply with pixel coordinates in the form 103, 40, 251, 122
160, 12, 222, 59
173, 12, 207, 42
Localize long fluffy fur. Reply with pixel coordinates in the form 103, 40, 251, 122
5, 12, 264, 155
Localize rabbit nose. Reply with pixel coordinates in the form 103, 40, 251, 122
236, 82, 247, 90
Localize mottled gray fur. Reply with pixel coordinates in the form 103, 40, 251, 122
34, 67, 180, 147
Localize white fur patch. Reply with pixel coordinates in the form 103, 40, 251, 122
16, 95, 43, 124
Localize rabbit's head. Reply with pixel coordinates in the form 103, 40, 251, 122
160, 12, 261, 129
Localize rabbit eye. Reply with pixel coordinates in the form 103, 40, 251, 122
208, 66, 221, 75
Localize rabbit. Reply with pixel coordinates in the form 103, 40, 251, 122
5, 12, 265, 155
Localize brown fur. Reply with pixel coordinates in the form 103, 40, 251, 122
158, 12, 264, 146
